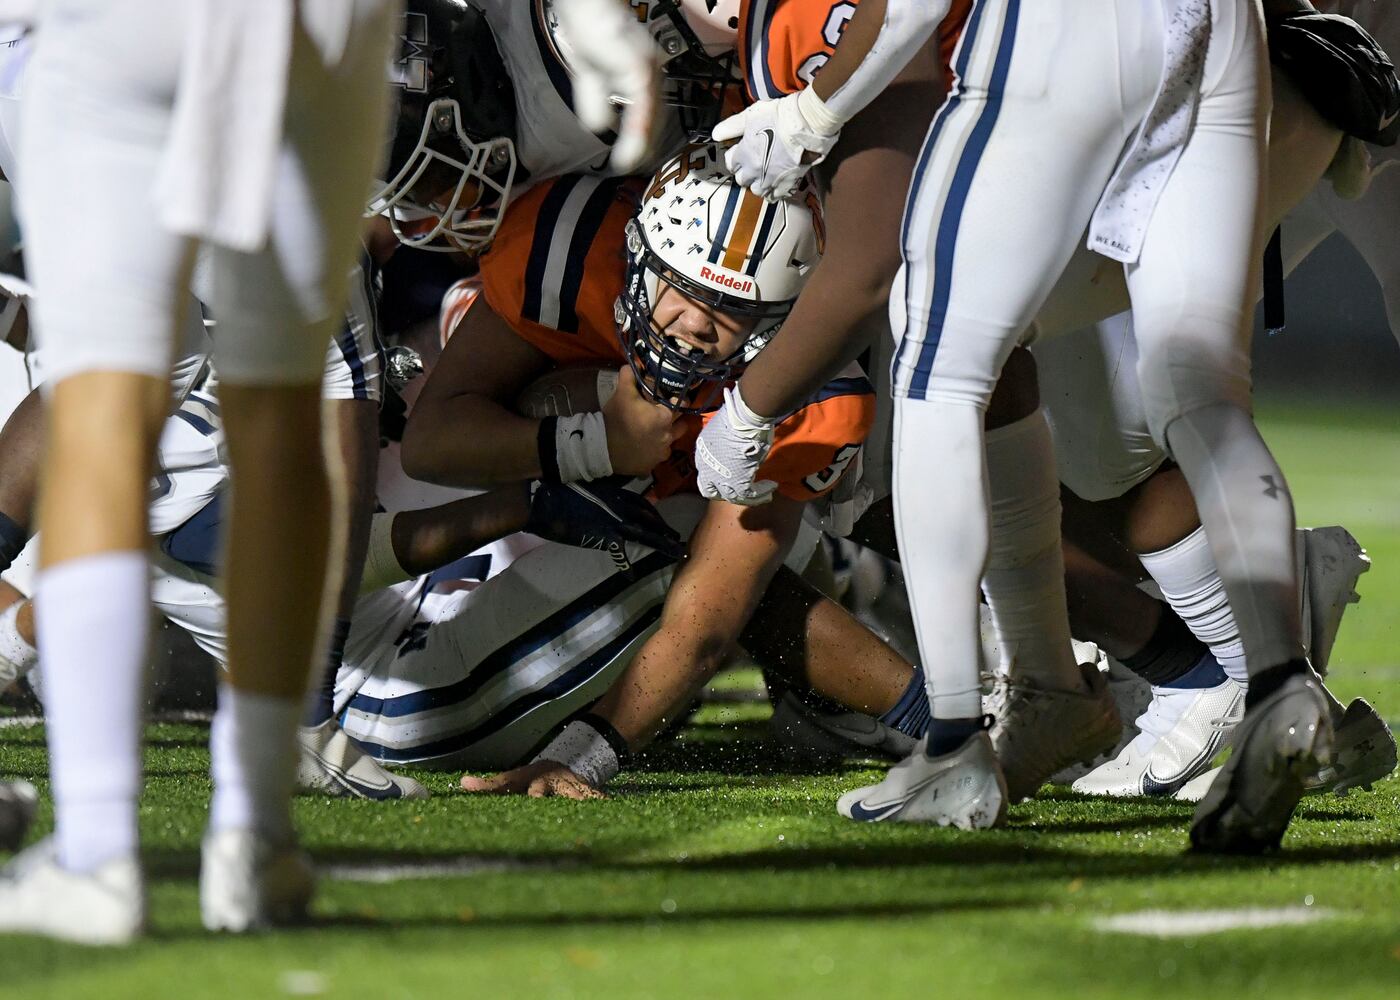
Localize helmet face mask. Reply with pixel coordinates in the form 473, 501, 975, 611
366, 97, 516, 253
616, 144, 824, 415
368, 1, 519, 254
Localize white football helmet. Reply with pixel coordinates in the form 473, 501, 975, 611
539, 0, 741, 140
616, 143, 824, 412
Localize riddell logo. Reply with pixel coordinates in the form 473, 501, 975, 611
699, 266, 752, 294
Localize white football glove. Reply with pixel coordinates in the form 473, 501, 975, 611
710, 87, 845, 201
553, 0, 662, 173
695, 385, 779, 506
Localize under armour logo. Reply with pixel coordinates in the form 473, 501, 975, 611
1261, 474, 1283, 499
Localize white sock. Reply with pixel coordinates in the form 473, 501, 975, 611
35, 551, 149, 872
982, 409, 1082, 691
1140, 526, 1249, 684
1165, 404, 1304, 674
208, 684, 301, 843
0, 600, 37, 688
893, 398, 986, 719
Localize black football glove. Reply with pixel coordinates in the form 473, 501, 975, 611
1268, 11, 1400, 146
525, 477, 687, 571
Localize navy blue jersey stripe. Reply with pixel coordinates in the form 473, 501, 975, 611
907, 0, 1020, 398
334, 322, 368, 400
744, 201, 780, 276
523, 174, 584, 325
804, 375, 875, 407
744, 0, 784, 101
347, 553, 673, 720
530, 2, 575, 109
556, 178, 625, 334
173, 408, 217, 437
347, 602, 662, 764
707, 183, 743, 264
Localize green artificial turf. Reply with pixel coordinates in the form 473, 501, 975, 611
0, 398, 1397, 1000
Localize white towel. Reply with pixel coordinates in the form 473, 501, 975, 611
154, 0, 296, 253
1087, 0, 1212, 264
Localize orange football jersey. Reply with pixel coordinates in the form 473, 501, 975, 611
477, 175, 874, 503
737, 0, 973, 101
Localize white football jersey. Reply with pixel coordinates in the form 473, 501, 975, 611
473, 0, 685, 188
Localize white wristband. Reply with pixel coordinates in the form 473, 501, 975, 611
729, 383, 778, 430
359, 513, 412, 595
533, 719, 621, 788
556, 411, 614, 482
797, 84, 846, 136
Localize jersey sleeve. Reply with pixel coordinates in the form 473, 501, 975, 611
737, 0, 973, 102
476, 174, 636, 368
756, 365, 876, 502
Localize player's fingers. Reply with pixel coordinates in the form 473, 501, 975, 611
570, 72, 614, 133
460, 772, 517, 794
709, 108, 749, 144
551, 774, 606, 801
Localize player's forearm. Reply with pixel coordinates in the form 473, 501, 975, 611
734, 86, 926, 416
591, 504, 795, 748
401, 393, 544, 488
812, 0, 947, 121
388, 486, 529, 579
591, 623, 735, 749
327, 398, 380, 619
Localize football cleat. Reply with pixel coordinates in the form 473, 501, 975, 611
1297, 526, 1369, 673
1047, 650, 1152, 785
1178, 696, 1397, 802
991, 659, 1122, 802
0, 780, 38, 852
1304, 698, 1396, 795
200, 828, 315, 933
1072, 658, 1244, 798
1189, 669, 1332, 853
837, 731, 1007, 829
0, 839, 145, 945
297, 719, 429, 800
767, 691, 916, 763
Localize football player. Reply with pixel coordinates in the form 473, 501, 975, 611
402, 145, 934, 795
0, 0, 665, 944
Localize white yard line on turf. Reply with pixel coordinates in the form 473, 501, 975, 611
1093, 907, 1337, 937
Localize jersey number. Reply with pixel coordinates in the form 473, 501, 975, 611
796, 2, 859, 86
803, 442, 859, 493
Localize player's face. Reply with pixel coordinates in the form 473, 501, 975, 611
651, 281, 756, 360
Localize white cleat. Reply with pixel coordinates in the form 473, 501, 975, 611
836, 731, 1007, 829
1189, 670, 1332, 853
1297, 526, 1369, 673
1304, 698, 1396, 795
200, 828, 315, 933
297, 719, 429, 800
0, 779, 38, 852
1073, 668, 1244, 798
0, 839, 145, 945
991, 660, 1122, 802
768, 691, 915, 763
